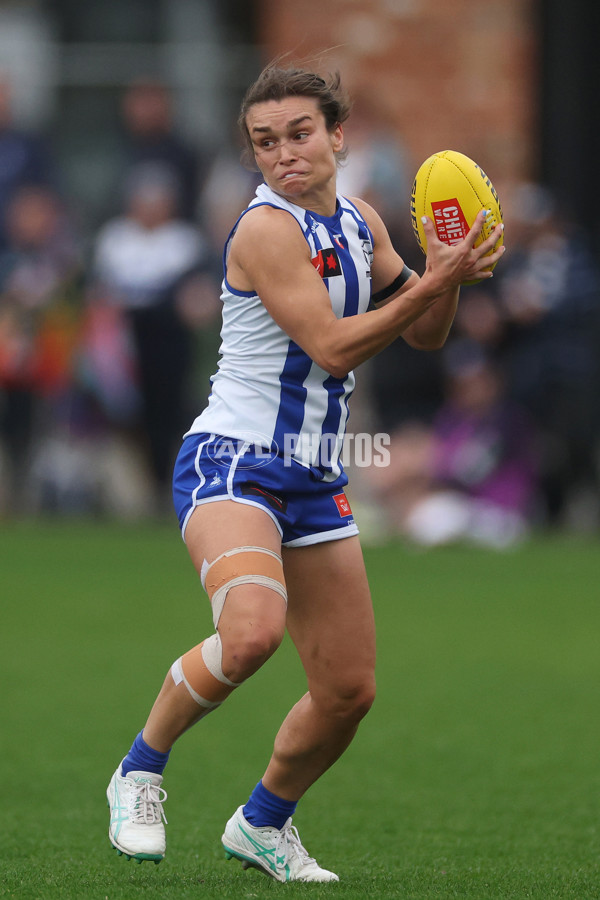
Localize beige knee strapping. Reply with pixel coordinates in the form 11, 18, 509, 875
172, 546, 287, 711
170, 655, 220, 712
170, 634, 239, 712
203, 546, 287, 627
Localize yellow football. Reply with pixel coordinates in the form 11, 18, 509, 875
410, 150, 504, 284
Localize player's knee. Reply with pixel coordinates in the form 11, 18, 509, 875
342, 675, 376, 722
221, 620, 284, 683
353, 676, 377, 720
317, 672, 376, 723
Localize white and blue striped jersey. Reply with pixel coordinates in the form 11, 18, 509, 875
185, 183, 374, 482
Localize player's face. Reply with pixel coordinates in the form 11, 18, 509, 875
245, 96, 344, 214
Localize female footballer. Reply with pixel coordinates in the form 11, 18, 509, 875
107, 63, 504, 883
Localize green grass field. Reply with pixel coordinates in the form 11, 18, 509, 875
2, 520, 599, 899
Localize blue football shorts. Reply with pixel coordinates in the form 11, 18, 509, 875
172, 432, 359, 547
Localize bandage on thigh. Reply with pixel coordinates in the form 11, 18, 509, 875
172, 547, 287, 711
170, 634, 238, 713
204, 546, 287, 628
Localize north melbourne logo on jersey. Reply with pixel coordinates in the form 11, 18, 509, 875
311, 246, 342, 279
361, 239, 373, 278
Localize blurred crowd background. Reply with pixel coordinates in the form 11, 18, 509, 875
1, 0, 599, 546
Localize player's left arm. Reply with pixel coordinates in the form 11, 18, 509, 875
352, 197, 496, 350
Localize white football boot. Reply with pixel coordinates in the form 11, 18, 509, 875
107, 763, 167, 863
222, 806, 339, 883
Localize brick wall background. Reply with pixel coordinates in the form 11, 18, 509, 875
256, 0, 538, 194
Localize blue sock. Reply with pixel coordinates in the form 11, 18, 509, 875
121, 731, 171, 777
243, 780, 298, 829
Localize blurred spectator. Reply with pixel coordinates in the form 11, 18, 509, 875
89, 162, 219, 511
369, 344, 540, 548
199, 139, 261, 254
0, 76, 57, 251
495, 183, 600, 528
452, 284, 506, 356
0, 184, 82, 512
336, 91, 415, 253
368, 339, 445, 436
117, 77, 207, 222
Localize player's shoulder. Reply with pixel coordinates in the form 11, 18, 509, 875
241, 201, 294, 222
233, 203, 308, 251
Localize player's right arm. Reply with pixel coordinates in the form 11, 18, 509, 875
227, 205, 500, 378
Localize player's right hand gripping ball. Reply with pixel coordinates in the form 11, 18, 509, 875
410, 149, 504, 284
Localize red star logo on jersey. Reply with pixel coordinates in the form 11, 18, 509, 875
310, 246, 342, 279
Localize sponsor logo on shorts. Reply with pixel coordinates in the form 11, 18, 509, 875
333, 492, 352, 517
